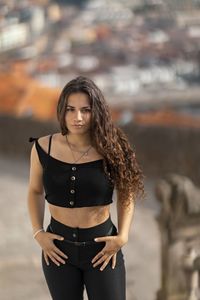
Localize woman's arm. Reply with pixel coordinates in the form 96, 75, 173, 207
27, 143, 68, 266
27, 144, 45, 234
117, 190, 135, 244
92, 190, 135, 270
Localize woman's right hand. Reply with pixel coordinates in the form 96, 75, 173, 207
35, 231, 68, 266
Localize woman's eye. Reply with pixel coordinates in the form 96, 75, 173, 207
82, 108, 91, 113
66, 108, 91, 112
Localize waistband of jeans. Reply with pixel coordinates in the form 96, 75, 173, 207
48, 215, 116, 242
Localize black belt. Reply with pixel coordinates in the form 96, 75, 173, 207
49, 225, 114, 246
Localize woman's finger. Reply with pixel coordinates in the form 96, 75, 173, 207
91, 250, 105, 263
93, 254, 108, 268
52, 234, 64, 241
43, 252, 49, 266
112, 253, 117, 269
94, 236, 112, 243
53, 247, 68, 260
48, 252, 61, 266
100, 255, 113, 271
50, 251, 66, 264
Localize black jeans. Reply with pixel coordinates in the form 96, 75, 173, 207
41, 216, 126, 300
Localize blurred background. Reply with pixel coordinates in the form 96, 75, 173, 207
0, 0, 200, 299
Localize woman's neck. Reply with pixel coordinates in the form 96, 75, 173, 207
65, 133, 91, 148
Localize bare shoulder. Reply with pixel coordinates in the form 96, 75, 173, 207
52, 132, 64, 143
37, 135, 51, 152
38, 132, 62, 151
38, 133, 60, 150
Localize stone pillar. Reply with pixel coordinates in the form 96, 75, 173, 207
155, 174, 200, 300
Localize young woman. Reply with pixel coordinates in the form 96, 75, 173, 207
27, 76, 144, 300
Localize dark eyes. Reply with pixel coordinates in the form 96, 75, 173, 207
66, 108, 91, 112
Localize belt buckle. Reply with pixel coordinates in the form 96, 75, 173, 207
74, 241, 86, 246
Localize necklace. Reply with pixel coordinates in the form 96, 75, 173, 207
66, 135, 92, 163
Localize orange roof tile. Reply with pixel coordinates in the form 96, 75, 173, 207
0, 71, 60, 121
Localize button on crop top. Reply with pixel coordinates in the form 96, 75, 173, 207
29, 135, 114, 208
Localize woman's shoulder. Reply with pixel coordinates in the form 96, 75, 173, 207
38, 132, 61, 152
37, 134, 51, 151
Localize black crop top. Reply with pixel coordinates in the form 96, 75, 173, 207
29, 135, 114, 208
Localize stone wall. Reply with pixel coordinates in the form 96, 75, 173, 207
123, 123, 200, 184
0, 114, 58, 158
0, 114, 200, 183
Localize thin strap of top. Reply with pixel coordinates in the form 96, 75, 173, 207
29, 137, 38, 142
48, 135, 53, 155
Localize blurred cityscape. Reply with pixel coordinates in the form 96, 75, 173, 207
0, 0, 200, 125
1, 1, 200, 300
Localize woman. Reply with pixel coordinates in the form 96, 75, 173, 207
27, 76, 144, 300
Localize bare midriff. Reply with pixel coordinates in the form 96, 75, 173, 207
48, 203, 111, 228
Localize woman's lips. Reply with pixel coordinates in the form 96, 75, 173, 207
72, 125, 83, 128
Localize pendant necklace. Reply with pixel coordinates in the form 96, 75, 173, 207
66, 135, 92, 164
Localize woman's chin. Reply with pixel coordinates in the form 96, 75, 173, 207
69, 128, 89, 135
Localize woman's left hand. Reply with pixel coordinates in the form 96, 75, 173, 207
91, 235, 127, 271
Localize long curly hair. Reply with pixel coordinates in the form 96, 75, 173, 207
57, 76, 144, 207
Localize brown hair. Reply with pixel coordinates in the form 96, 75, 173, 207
57, 76, 144, 207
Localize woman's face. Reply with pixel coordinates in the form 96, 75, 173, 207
65, 92, 92, 135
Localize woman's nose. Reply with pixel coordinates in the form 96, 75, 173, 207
75, 110, 83, 121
